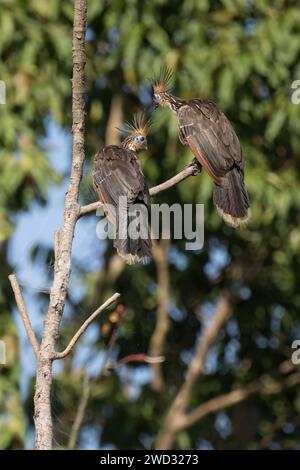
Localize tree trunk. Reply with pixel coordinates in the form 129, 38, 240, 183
34, 0, 87, 449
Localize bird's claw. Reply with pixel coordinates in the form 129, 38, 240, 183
187, 158, 202, 175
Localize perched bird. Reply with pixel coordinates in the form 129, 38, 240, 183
151, 68, 250, 227
92, 112, 152, 264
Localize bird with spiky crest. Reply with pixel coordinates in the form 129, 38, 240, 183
151, 67, 250, 227
119, 111, 150, 151
92, 111, 152, 264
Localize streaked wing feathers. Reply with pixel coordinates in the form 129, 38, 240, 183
178, 100, 243, 179
92, 146, 149, 224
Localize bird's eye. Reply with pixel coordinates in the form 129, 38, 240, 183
134, 135, 145, 143
154, 93, 161, 101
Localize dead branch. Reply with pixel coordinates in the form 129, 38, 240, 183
150, 162, 200, 196
52, 293, 120, 360
8, 274, 40, 358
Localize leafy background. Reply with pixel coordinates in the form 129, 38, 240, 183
1, 0, 300, 449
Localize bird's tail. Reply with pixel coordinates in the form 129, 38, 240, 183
213, 166, 250, 228
114, 201, 152, 265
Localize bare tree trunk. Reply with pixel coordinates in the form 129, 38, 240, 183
34, 0, 87, 450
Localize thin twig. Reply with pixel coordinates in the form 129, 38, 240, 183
8, 274, 40, 357
78, 201, 100, 217
78, 162, 200, 218
149, 162, 200, 196
52, 293, 120, 360
68, 372, 91, 450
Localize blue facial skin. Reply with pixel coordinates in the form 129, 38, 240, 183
133, 134, 147, 149
153, 93, 161, 108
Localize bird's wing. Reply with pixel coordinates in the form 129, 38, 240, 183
178, 100, 243, 182
92, 146, 149, 224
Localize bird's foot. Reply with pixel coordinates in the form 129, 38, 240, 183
187, 158, 202, 175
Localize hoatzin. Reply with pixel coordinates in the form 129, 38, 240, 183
151, 68, 250, 227
92, 112, 152, 265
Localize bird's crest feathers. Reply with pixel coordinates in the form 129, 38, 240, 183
152, 66, 174, 94
118, 111, 151, 138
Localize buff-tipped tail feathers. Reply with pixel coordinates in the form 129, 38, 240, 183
213, 166, 251, 228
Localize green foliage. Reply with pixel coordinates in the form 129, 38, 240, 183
0, 0, 71, 448
0, 280, 25, 449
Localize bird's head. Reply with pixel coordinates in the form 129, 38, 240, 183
120, 111, 150, 152
151, 66, 174, 109
152, 90, 170, 109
